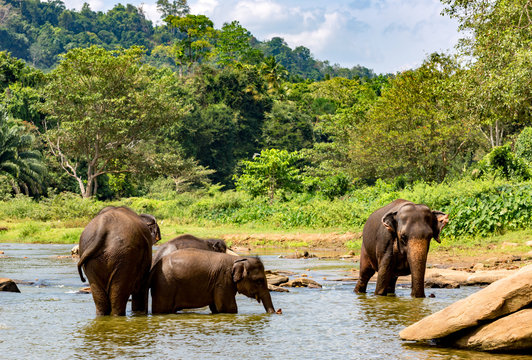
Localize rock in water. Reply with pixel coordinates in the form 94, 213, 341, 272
451, 309, 532, 351
0, 278, 21, 293
400, 264, 532, 341
71, 244, 79, 257
280, 278, 322, 288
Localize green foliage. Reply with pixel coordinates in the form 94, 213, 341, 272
262, 100, 314, 151
516, 127, 532, 164
234, 148, 302, 202
349, 54, 477, 182
476, 145, 531, 180
0, 108, 45, 195
444, 184, 532, 237
42, 46, 183, 198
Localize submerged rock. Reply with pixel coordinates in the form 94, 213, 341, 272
400, 264, 532, 342
0, 278, 21, 293
268, 284, 289, 293
280, 278, 322, 288
266, 273, 289, 286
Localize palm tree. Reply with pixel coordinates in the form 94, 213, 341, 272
0, 110, 45, 195
260, 56, 288, 95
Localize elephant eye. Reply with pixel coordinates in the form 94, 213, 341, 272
400, 234, 408, 242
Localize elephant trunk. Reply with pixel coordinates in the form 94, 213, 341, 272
260, 288, 275, 313
407, 238, 430, 298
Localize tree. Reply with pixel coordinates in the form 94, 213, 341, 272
41, 46, 182, 198
260, 56, 288, 96
262, 100, 314, 151
165, 14, 215, 70
234, 148, 301, 203
213, 21, 262, 66
442, 0, 532, 148
0, 108, 44, 195
157, 0, 189, 18
348, 54, 477, 181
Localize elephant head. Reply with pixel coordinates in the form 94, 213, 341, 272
232, 257, 275, 313
139, 214, 161, 244
382, 203, 449, 297
206, 238, 227, 253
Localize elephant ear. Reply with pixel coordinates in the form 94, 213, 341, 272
382, 211, 398, 234
139, 214, 161, 244
232, 258, 248, 282
432, 211, 449, 243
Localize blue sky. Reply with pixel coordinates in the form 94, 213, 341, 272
62, 0, 461, 74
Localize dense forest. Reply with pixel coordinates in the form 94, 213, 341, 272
0, 0, 531, 238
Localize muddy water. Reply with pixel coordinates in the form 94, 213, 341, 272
0, 244, 528, 359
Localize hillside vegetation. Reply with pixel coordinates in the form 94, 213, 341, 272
0, 0, 530, 246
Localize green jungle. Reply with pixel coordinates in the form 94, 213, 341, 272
0, 0, 531, 252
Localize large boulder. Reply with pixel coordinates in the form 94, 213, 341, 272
451, 309, 532, 351
400, 264, 532, 341
0, 278, 20, 293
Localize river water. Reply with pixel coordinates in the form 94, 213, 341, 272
0, 243, 528, 360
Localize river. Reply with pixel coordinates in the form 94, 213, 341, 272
0, 243, 528, 359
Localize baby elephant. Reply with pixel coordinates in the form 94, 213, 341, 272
151, 234, 228, 267
150, 249, 275, 314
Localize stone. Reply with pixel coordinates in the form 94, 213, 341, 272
0, 278, 21, 293
424, 275, 460, 289
400, 264, 532, 341
472, 263, 484, 271
268, 284, 289, 293
70, 244, 79, 257
280, 278, 322, 288
266, 273, 289, 286
451, 309, 532, 351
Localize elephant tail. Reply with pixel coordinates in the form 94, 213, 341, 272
77, 229, 107, 283
77, 262, 86, 283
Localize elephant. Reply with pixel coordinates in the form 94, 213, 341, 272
354, 199, 449, 298
151, 234, 228, 267
77, 206, 161, 315
150, 248, 275, 314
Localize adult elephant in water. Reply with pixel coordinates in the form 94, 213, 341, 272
354, 199, 449, 298
152, 234, 230, 267
150, 249, 275, 314
77, 206, 161, 315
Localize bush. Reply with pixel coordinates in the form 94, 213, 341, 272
516, 127, 532, 164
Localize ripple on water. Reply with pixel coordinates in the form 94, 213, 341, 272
1, 243, 530, 360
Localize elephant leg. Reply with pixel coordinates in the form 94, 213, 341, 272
109, 282, 131, 316
209, 304, 219, 314
386, 276, 398, 295
214, 288, 238, 314
354, 247, 375, 294
132, 280, 149, 314
90, 284, 111, 316
375, 254, 394, 296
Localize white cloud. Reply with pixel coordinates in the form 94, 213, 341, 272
62, 0, 461, 73
273, 12, 346, 54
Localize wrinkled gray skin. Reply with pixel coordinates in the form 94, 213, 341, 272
150, 249, 275, 314
77, 206, 161, 315
354, 199, 449, 298
151, 234, 227, 267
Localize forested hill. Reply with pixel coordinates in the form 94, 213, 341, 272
0, 0, 376, 79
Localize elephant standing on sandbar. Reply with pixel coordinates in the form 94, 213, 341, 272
77, 206, 161, 315
354, 199, 449, 298
150, 249, 275, 314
